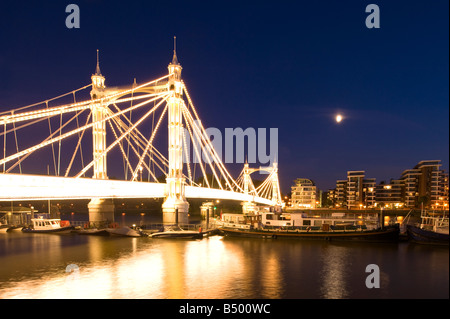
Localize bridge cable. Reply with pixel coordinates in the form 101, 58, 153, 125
11, 111, 22, 174
0, 84, 92, 117
45, 101, 57, 175
130, 103, 167, 182
73, 91, 85, 175
65, 110, 91, 177
74, 94, 170, 178
0, 92, 169, 167
181, 107, 210, 188
108, 106, 168, 178
107, 112, 157, 179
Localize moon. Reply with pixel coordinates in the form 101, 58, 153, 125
336, 114, 343, 123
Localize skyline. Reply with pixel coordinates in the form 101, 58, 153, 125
0, 1, 448, 194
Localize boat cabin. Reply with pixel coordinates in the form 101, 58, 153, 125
221, 212, 261, 230
31, 217, 62, 231
221, 211, 381, 231
262, 211, 380, 230
419, 211, 449, 235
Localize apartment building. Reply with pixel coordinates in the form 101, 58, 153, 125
438, 171, 449, 209
375, 179, 405, 208
329, 160, 448, 209
290, 178, 317, 209
401, 160, 444, 208
401, 168, 422, 208
332, 171, 376, 209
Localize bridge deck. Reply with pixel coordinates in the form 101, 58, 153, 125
0, 173, 273, 205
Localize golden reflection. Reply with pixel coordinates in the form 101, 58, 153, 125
184, 236, 247, 298
0, 238, 166, 299
114, 247, 165, 298
319, 246, 350, 299
87, 237, 105, 263
0, 236, 281, 299
161, 241, 185, 298
260, 255, 282, 298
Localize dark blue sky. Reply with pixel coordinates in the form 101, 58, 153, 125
0, 0, 448, 193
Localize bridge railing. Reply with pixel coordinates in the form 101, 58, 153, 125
68, 220, 221, 231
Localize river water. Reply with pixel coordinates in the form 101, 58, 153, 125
0, 214, 448, 300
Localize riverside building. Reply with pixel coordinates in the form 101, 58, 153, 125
327, 160, 448, 210
400, 160, 447, 209
332, 171, 376, 209
290, 178, 318, 209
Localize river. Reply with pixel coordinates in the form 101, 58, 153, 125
0, 214, 448, 300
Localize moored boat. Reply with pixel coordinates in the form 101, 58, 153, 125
22, 216, 74, 233
72, 228, 110, 236
219, 210, 399, 242
406, 211, 449, 245
0, 224, 9, 233
150, 225, 203, 239
0, 224, 24, 233
106, 226, 143, 237
406, 225, 449, 246
7, 225, 25, 232
221, 225, 399, 241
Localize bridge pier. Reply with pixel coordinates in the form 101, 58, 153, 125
200, 201, 214, 220
162, 199, 189, 224
161, 41, 190, 225
88, 198, 115, 226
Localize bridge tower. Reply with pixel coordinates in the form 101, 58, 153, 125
162, 39, 190, 224
270, 161, 282, 212
243, 162, 251, 196
242, 162, 258, 215
87, 50, 115, 225
90, 49, 108, 180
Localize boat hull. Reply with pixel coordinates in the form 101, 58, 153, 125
220, 225, 399, 242
8, 226, 25, 232
22, 226, 75, 233
406, 225, 449, 246
151, 231, 203, 239
72, 229, 110, 236
106, 226, 142, 237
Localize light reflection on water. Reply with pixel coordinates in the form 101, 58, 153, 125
320, 246, 350, 299
0, 232, 448, 299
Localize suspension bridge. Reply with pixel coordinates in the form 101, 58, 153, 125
0, 43, 283, 224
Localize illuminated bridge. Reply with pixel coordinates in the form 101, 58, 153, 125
0, 43, 282, 224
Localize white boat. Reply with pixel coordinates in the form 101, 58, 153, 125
106, 226, 143, 237
220, 210, 381, 231
22, 216, 74, 233
219, 210, 399, 242
151, 225, 203, 239
7, 225, 25, 232
0, 224, 9, 233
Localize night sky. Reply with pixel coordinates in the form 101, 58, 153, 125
0, 0, 448, 194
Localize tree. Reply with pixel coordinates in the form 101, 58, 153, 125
417, 195, 430, 208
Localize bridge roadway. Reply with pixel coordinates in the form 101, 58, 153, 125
0, 173, 274, 205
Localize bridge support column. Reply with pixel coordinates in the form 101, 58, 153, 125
88, 198, 115, 226
162, 42, 190, 224
162, 199, 189, 225
200, 201, 214, 220
87, 52, 114, 226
